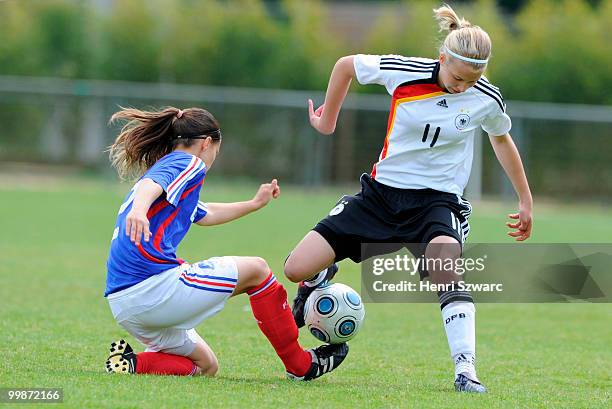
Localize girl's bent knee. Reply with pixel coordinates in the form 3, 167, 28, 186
195, 359, 219, 377
252, 257, 270, 274
283, 258, 304, 283
202, 361, 219, 377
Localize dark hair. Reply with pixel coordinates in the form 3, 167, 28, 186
108, 107, 221, 180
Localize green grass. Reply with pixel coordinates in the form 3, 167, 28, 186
0, 176, 610, 408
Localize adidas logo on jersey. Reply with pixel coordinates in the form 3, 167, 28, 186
436, 99, 448, 108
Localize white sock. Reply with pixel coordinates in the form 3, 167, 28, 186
441, 301, 478, 382
303, 268, 328, 287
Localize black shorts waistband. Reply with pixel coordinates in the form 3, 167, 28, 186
361, 174, 456, 197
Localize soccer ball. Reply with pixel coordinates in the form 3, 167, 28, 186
304, 283, 365, 344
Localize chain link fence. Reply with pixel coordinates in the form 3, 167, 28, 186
0, 76, 611, 202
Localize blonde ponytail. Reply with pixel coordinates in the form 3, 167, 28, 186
433, 4, 491, 69
434, 4, 472, 32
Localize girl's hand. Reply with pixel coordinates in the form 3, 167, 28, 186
506, 203, 532, 241
308, 99, 332, 135
252, 179, 281, 209
125, 209, 151, 246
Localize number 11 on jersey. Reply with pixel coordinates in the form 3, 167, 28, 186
422, 124, 441, 148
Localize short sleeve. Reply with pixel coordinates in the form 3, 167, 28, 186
145, 153, 206, 206
354, 54, 436, 95
353, 54, 384, 85
191, 201, 209, 223
481, 106, 512, 137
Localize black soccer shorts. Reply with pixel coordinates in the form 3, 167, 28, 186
313, 174, 472, 264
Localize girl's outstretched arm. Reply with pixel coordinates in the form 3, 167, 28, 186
196, 179, 280, 226
125, 178, 163, 245
489, 133, 533, 241
308, 56, 356, 135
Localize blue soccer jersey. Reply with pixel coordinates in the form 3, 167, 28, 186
105, 151, 209, 296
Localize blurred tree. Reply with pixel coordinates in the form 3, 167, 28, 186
99, 0, 162, 81
0, 0, 610, 104
493, 0, 612, 104
0, 2, 39, 75
31, 1, 91, 78
274, 0, 341, 89
496, 0, 529, 13
0, 0, 93, 77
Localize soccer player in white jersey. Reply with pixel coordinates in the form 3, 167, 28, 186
284, 4, 533, 393
103, 107, 348, 380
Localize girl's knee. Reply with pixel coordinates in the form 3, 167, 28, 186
234, 256, 271, 292
283, 254, 304, 283
188, 341, 218, 377
246, 257, 270, 285
251, 257, 270, 275
198, 359, 219, 377
426, 235, 461, 259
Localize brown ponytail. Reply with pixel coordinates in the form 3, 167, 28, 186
108, 107, 220, 180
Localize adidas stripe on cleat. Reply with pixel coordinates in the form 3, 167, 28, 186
105, 339, 137, 374
454, 373, 487, 393
286, 343, 349, 381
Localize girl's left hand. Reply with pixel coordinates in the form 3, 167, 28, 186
252, 179, 281, 209
506, 203, 532, 241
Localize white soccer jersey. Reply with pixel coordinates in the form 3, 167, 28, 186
354, 54, 511, 195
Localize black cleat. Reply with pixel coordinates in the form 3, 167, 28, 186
105, 339, 137, 374
286, 343, 349, 381
454, 373, 487, 393
292, 264, 338, 328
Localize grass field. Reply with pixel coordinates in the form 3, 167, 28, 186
0, 174, 610, 408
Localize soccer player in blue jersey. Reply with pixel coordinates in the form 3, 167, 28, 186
284, 5, 533, 393
104, 107, 348, 379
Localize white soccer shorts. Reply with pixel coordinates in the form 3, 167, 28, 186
107, 256, 239, 356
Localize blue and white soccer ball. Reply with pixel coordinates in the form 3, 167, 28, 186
304, 283, 365, 344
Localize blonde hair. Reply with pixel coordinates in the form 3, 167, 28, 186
433, 4, 491, 69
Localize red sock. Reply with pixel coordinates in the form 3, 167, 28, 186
135, 352, 197, 376
248, 272, 312, 376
